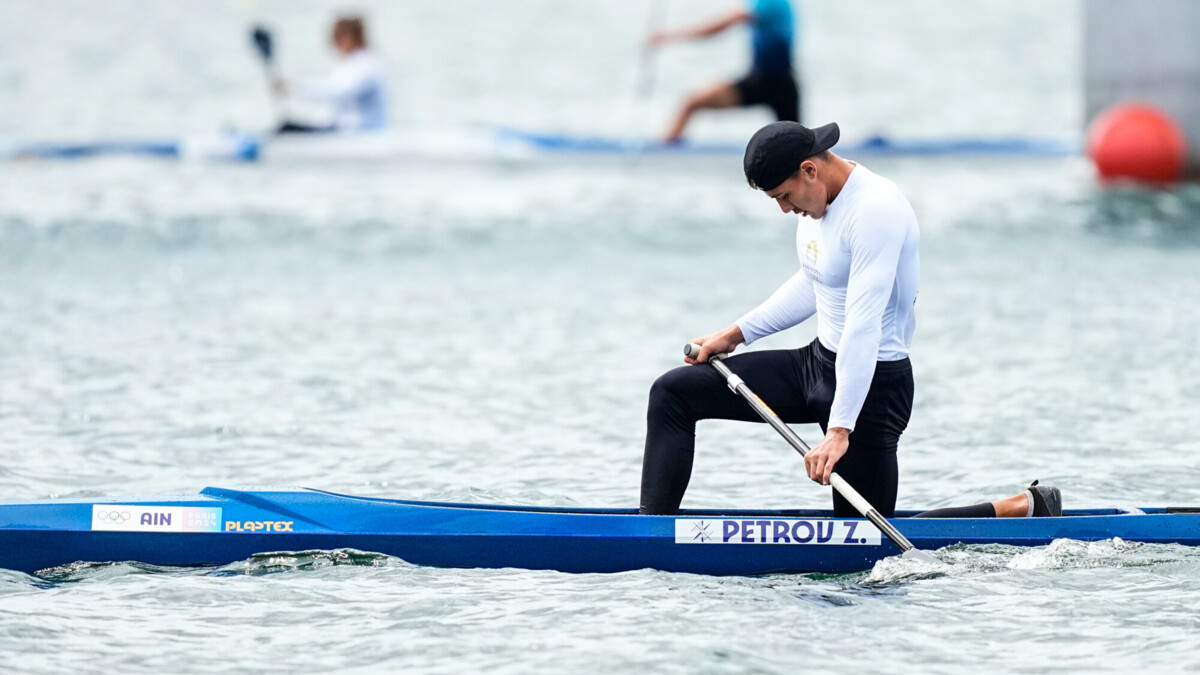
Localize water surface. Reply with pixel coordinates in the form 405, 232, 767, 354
2, 1, 1200, 673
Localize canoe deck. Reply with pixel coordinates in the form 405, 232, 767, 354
1, 487, 1197, 576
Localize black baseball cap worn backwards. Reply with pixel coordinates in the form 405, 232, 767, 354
743, 121, 841, 191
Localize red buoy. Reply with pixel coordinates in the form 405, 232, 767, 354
1087, 103, 1187, 183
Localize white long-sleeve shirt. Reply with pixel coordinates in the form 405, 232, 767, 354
736, 164, 920, 431
294, 49, 388, 131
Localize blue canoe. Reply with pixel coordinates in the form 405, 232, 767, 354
4, 127, 1081, 163
1, 487, 1197, 576
487, 127, 1081, 157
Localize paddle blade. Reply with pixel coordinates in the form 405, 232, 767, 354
901, 548, 941, 565
251, 26, 273, 63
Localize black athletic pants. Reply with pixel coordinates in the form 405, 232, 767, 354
639, 339, 913, 517
734, 69, 800, 123
276, 121, 335, 134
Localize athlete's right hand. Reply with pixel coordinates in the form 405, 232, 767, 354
684, 325, 745, 364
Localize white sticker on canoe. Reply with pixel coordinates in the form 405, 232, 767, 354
674, 518, 881, 545
91, 505, 223, 533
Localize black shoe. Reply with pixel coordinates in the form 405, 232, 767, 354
1026, 480, 1062, 517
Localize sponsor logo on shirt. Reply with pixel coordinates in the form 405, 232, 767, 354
91, 506, 223, 532
805, 239, 819, 264
674, 518, 881, 545
802, 239, 823, 282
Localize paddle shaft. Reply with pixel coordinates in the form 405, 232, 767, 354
637, 0, 667, 98
251, 26, 286, 120
684, 344, 920, 554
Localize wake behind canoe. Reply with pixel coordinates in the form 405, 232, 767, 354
2, 487, 1198, 577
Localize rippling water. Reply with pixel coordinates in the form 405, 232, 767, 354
3, 1, 1200, 673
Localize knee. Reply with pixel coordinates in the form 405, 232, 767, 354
648, 366, 693, 412
648, 368, 682, 407
682, 92, 705, 113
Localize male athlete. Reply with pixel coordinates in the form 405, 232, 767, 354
639, 121, 1060, 519
648, 0, 799, 142
273, 16, 387, 133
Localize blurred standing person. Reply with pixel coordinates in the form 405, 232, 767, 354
648, 0, 799, 142
273, 16, 388, 133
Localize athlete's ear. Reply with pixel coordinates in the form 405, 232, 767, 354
799, 160, 818, 180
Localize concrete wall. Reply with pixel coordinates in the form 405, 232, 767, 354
1084, 0, 1200, 165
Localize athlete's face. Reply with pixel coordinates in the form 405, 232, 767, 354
765, 162, 827, 219
333, 33, 356, 54
332, 29, 361, 55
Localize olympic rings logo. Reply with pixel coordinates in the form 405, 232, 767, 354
96, 510, 132, 523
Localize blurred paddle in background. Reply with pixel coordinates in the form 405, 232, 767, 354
250, 25, 285, 122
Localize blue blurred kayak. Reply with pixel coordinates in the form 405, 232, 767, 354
2, 126, 1081, 163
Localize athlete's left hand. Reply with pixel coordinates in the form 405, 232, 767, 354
805, 428, 850, 485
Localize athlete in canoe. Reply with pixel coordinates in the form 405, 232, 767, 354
639, 121, 1061, 519
272, 16, 387, 133
648, 0, 800, 142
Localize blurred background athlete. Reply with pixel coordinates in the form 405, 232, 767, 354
648, 0, 799, 142
273, 16, 388, 133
